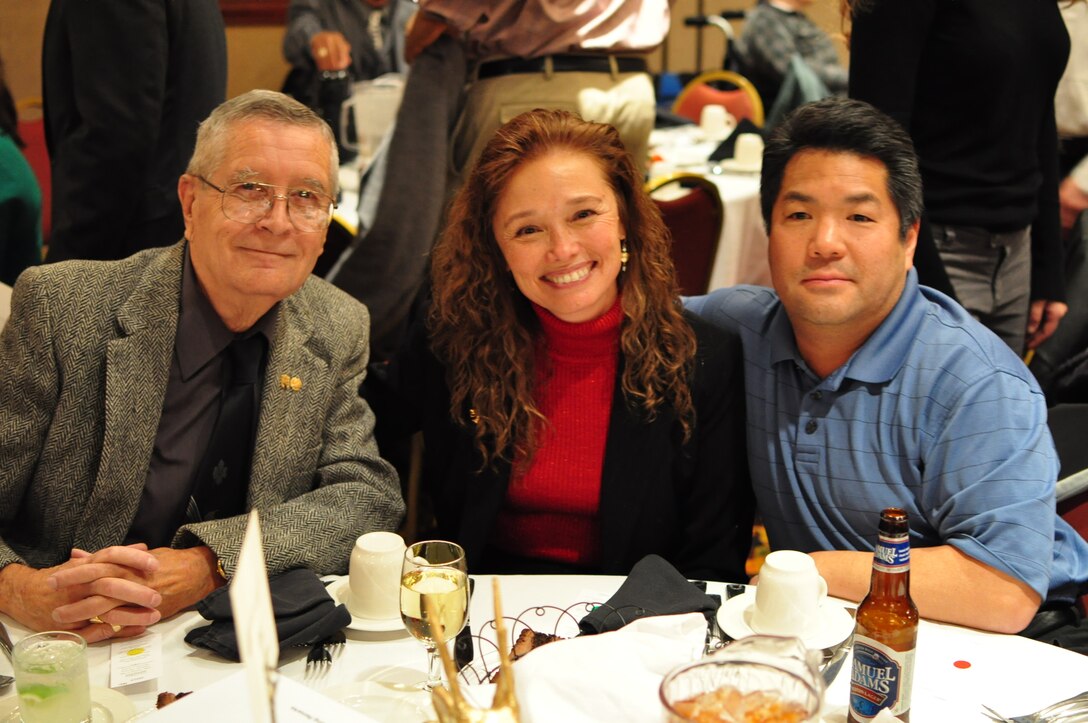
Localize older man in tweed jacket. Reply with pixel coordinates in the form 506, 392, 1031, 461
0, 91, 403, 640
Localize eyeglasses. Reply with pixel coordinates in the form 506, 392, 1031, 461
197, 176, 337, 233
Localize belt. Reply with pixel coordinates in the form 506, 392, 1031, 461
477, 54, 649, 80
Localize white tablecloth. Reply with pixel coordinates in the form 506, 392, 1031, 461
1, 575, 1085, 722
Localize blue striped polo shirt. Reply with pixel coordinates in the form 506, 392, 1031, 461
687, 269, 1088, 604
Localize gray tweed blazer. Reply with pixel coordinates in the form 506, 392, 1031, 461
0, 242, 403, 577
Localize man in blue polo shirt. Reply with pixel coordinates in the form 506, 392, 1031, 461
687, 97, 1088, 645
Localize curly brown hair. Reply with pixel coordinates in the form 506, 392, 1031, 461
428, 108, 697, 469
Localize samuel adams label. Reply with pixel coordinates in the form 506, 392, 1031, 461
848, 508, 918, 722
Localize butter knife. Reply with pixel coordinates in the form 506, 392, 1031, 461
0, 619, 14, 661
454, 577, 475, 671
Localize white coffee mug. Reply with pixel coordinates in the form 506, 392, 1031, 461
733, 132, 764, 168
750, 550, 827, 637
699, 104, 734, 141
348, 531, 406, 620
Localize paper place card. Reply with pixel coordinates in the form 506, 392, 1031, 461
110, 632, 162, 687
229, 511, 279, 723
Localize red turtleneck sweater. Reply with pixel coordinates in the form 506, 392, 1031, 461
493, 297, 623, 567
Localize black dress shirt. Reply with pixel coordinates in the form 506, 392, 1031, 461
126, 245, 277, 548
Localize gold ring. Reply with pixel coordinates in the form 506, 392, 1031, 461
89, 616, 122, 632
316, 47, 329, 58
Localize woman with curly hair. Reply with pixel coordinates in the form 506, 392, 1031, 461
370, 108, 753, 581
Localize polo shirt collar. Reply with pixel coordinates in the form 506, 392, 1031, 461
176, 243, 279, 381
840, 268, 926, 385
768, 302, 803, 369
764, 268, 926, 386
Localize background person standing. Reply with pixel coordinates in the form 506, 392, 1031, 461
847, 0, 1070, 354
282, 0, 415, 109
42, 0, 226, 262
733, 0, 848, 112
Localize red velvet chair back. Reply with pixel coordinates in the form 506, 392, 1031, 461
646, 174, 724, 296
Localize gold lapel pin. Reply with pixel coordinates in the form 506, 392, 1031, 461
279, 374, 303, 392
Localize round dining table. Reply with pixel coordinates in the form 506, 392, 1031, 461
1, 575, 1085, 722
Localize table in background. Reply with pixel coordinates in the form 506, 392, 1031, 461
1, 575, 1085, 721
649, 125, 771, 291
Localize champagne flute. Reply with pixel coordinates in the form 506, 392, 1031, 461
400, 540, 469, 691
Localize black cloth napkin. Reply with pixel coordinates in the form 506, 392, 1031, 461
655, 108, 696, 128
709, 118, 763, 161
578, 554, 720, 635
184, 567, 351, 662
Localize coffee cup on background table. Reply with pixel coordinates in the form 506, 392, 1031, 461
750, 550, 827, 637
348, 531, 406, 620
699, 104, 734, 141
733, 132, 764, 169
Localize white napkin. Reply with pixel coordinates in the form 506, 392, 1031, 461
509, 612, 707, 723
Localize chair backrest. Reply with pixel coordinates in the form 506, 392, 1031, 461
15, 97, 50, 242
1030, 216, 1088, 399
672, 70, 765, 128
1058, 475, 1088, 614
645, 173, 725, 296
1049, 403, 1088, 611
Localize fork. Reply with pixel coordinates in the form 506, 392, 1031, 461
305, 641, 331, 667
0, 620, 15, 689
323, 630, 346, 658
982, 690, 1088, 722
455, 577, 476, 671
305, 629, 348, 668
981, 704, 1016, 722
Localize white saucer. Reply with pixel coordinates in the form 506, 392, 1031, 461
328, 577, 408, 633
715, 158, 762, 174
323, 682, 433, 722
0, 686, 135, 723
716, 590, 854, 651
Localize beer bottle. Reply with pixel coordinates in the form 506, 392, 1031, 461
848, 508, 919, 722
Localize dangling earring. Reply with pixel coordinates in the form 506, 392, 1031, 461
620, 240, 629, 273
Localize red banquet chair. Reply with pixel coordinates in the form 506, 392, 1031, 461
672, 70, 765, 128
645, 173, 725, 297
